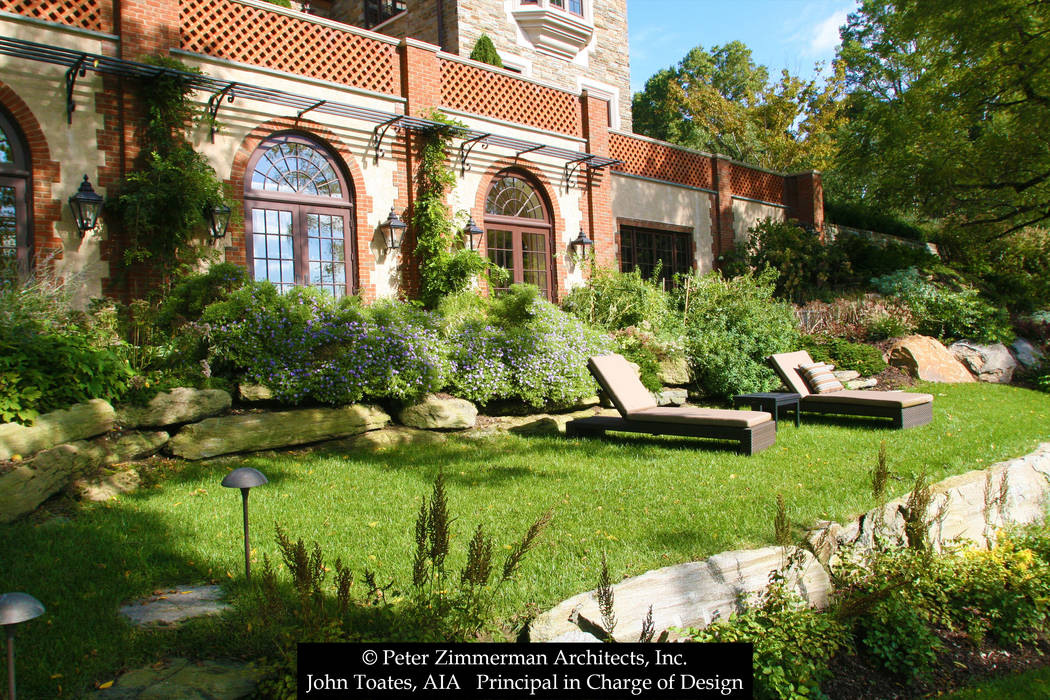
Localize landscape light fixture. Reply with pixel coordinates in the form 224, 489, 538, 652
207, 203, 232, 240
68, 174, 103, 237
382, 207, 407, 251
464, 216, 484, 251
221, 467, 268, 581
0, 592, 45, 700
570, 228, 593, 259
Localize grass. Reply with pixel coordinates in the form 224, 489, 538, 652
0, 382, 1047, 696
939, 664, 1050, 699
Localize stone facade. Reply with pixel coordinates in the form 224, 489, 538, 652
331, 0, 632, 131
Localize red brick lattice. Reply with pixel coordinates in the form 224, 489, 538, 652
179, 0, 399, 96
439, 59, 581, 138
609, 133, 713, 190
0, 0, 106, 33
729, 162, 785, 203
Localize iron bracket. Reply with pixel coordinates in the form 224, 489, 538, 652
207, 84, 236, 142
369, 115, 402, 164
296, 99, 326, 122
65, 55, 87, 124
515, 144, 544, 159
458, 133, 489, 175
563, 155, 591, 191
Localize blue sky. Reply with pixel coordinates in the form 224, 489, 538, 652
627, 0, 859, 95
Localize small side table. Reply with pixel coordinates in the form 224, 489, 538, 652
733, 392, 801, 427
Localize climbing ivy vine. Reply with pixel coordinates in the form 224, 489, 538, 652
412, 110, 498, 308
109, 55, 233, 283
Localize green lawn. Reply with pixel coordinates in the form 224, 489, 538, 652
939, 664, 1050, 699
1, 382, 1048, 696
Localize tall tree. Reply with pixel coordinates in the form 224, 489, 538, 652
836, 0, 1050, 239
632, 41, 843, 172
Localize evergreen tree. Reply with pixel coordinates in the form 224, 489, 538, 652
470, 34, 504, 68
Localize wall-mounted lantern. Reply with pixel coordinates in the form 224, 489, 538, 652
68, 175, 103, 237
464, 216, 484, 251
207, 203, 232, 240
382, 207, 407, 251
1, 592, 45, 700
570, 229, 593, 259
221, 467, 268, 581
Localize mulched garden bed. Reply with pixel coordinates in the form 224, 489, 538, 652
823, 631, 1050, 698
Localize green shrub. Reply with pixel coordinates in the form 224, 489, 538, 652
203, 283, 448, 404
0, 277, 131, 424
684, 574, 850, 700
831, 234, 938, 280
863, 313, 912, 341
469, 34, 503, 68
872, 268, 1013, 344
155, 263, 247, 331
672, 270, 799, 399
938, 227, 1050, 314
745, 218, 850, 302
823, 200, 928, 241
610, 327, 664, 392
800, 335, 887, 377
857, 594, 941, 679
561, 267, 679, 336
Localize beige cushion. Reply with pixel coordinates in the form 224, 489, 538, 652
627, 406, 773, 428
799, 362, 843, 393
768, 351, 814, 396
802, 390, 933, 408
588, 354, 657, 415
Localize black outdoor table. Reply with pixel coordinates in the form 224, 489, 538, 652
732, 392, 801, 427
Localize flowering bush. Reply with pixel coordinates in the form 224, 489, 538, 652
444, 320, 512, 404
203, 284, 447, 404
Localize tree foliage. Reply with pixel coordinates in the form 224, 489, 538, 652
835, 0, 1050, 240
469, 34, 503, 68
632, 41, 844, 172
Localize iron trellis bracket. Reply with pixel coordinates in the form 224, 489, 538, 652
457, 133, 488, 175
207, 84, 236, 142
514, 144, 544, 159
369, 115, 402, 164
65, 55, 87, 124
296, 99, 326, 122
563, 155, 591, 191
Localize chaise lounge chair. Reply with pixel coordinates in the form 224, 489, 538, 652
768, 351, 933, 429
565, 354, 776, 456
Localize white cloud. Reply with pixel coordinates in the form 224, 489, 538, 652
809, 9, 850, 55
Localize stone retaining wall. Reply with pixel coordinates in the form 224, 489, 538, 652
528, 443, 1050, 642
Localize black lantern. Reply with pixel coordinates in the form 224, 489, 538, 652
68, 175, 103, 236
464, 216, 484, 251
1, 592, 45, 700
207, 203, 232, 240
221, 467, 268, 581
570, 229, 593, 259
382, 207, 407, 251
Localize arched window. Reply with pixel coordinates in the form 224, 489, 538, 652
0, 108, 29, 286
484, 171, 553, 299
244, 133, 355, 298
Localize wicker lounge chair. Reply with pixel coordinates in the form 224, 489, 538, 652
768, 351, 933, 429
565, 354, 776, 455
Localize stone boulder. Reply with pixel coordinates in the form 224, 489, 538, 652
336, 426, 447, 451
657, 357, 691, 386
653, 388, 688, 406
120, 388, 232, 428
845, 378, 878, 390
529, 546, 830, 642
0, 399, 115, 461
238, 384, 274, 402
168, 404, 390, 460
0, 442, 102, 522
888, 335, 975, 382
950, 341, 1017, 383
73, 469, 141, 502
399, 395, 477, 430
90, 431, 170, 465
1011, 338, 1045, 370
833, 370, 861, 382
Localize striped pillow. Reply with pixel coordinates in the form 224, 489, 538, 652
799, 362, 844, 394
